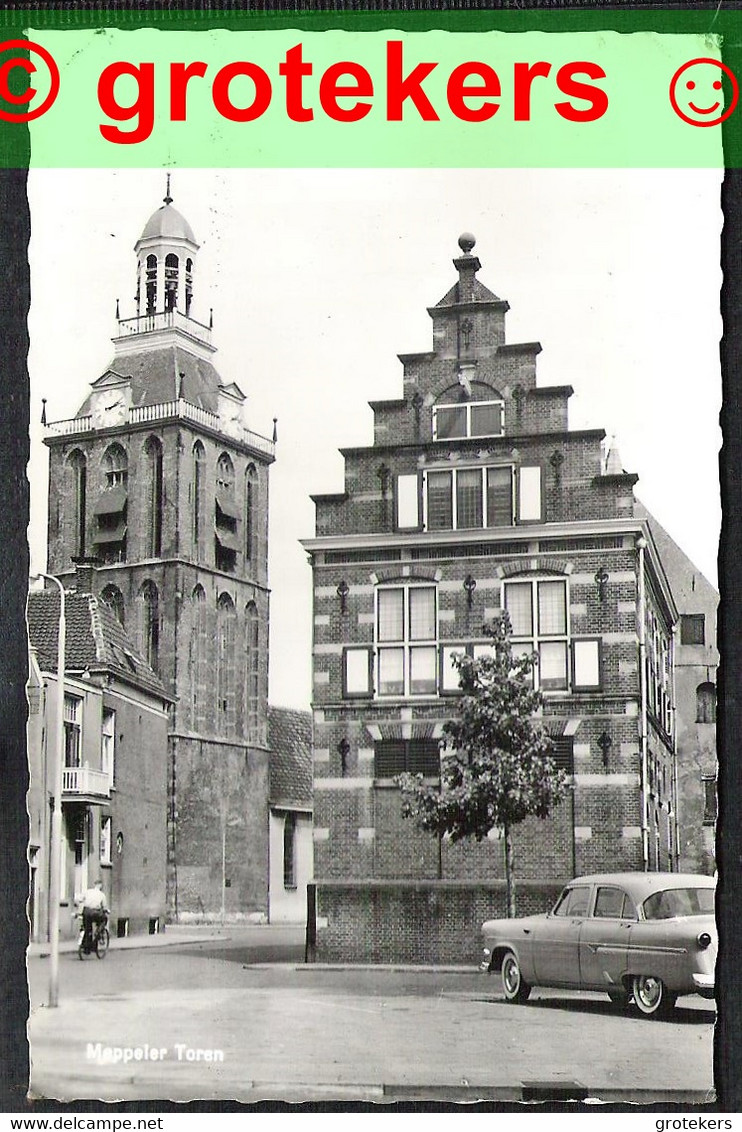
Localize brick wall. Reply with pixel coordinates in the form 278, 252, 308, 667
315, 879, 564, 964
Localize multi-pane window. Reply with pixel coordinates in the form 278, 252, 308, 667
63, 695, 82, 768
377, 585, 437, 697
374, 739, 440, 778
101, 708, 115, 787
103, 444, 128, 488
425, 466, 514, 531
505, 578, 569, 691
433, 400, 504, 440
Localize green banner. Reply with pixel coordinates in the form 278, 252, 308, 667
0, 14, 739, 167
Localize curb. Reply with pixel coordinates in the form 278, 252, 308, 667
28, 932, 229, 959
247, 963, 479, 973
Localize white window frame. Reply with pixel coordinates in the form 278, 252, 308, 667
432, 399, 505, 440
63, 694, 82, 768
343, 646, 374, 698
395, 473, 421, 530
100, 815, 112, 866
375, 583, 438, 699
503, 577, 570, 693
101, 708, 116, 788
423, 465, 515, 532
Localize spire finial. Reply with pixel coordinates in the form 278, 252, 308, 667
40, 398, 47, 426
164, 173, 173, 205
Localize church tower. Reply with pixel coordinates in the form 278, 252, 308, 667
44, 184, 275, 918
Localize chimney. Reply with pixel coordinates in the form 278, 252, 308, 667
71, 556, 101, 595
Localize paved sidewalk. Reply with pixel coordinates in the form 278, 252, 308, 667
28, 925, 232, 958
28, 921, 310, 959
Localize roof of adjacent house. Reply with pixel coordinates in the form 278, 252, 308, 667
635, 502, 719, 615
268, 706, 313, 811
27, 589, 171, 701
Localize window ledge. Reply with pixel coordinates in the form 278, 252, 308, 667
374, 777, 440, 788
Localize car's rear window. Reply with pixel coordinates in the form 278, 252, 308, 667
642, 887, 715, 920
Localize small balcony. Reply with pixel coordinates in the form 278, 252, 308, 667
114, 308, 213, 348
62, 766, 111, 802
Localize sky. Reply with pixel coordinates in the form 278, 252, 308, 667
27, 167, 722, 710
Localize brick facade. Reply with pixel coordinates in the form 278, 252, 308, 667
303, 235, 680, 961
44, 195, 275, 919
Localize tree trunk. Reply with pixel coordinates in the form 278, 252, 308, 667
503, 824, 516, 918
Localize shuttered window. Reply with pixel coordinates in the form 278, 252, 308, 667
374, 739, 440, 778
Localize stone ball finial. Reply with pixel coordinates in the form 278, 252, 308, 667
458, 232, 476, 254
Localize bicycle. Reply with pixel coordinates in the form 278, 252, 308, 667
77, 911, 110, 960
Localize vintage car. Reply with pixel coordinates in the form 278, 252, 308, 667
480, 872, 716, 1017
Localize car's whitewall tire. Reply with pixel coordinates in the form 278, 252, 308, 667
501, 950, 532, 1004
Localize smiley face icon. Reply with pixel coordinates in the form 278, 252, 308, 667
670, 58, 738, 126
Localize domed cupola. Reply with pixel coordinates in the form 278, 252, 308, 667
134, 177, 200, 317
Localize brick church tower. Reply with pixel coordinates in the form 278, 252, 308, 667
44, 185, 276, 918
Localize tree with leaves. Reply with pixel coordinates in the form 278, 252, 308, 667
398, 613, 570, 918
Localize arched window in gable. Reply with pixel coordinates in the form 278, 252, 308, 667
67, 450, 87, 558
100, 584, 125, 627
144, 436, 164, 557
696, 682, 716, 725
139, 580, 160, 674
245, 602, 260, 743
245, 463, 257, 563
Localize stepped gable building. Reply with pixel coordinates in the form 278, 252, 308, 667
27, 565, 172, 941
302, 234, 682, 963
44, 187, 276, 920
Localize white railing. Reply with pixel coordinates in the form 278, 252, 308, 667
115, 309, 212, 346
45, 415, 93, 437
62, 766, 111, 799
46, 400, 275, 457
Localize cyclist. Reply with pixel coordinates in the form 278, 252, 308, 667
80, 879, 108, 949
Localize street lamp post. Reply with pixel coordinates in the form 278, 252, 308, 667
31, 572, 65, 1008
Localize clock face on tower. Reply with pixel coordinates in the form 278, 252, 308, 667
92, 389, 128, 428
